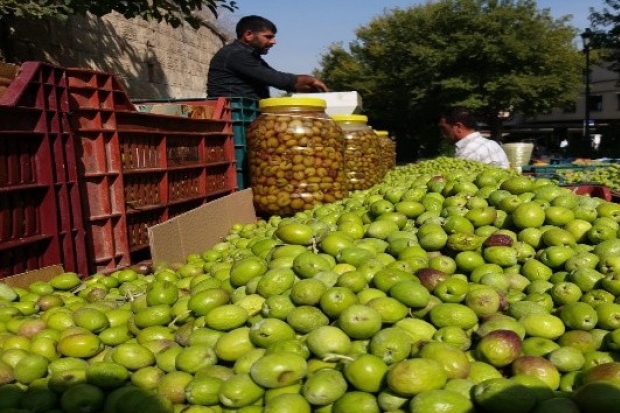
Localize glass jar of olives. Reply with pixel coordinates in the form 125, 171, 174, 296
376, 130, 397, 178
246, 97, 348, 217
332, 114, 381, 191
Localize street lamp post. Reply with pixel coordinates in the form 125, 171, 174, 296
581, 28, 593, 158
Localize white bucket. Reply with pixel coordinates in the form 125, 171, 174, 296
502, 142, 534, 169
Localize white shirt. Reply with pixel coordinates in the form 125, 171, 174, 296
455, 132, 510, 168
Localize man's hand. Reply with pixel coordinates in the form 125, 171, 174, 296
295, 75, 329, 93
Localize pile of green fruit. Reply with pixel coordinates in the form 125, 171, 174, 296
555, 163, 620, 193
4, 158, 620, 413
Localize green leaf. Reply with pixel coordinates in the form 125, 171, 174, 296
317, 0, 582, 150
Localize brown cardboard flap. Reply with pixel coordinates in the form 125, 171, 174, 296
0, 62, 19, 79
148, 189, 257, 265
2, 265, 65, 288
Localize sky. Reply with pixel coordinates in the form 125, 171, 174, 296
220, 0, 596, 75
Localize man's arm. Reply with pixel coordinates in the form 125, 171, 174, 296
228, 50, 327, 93
227, 51, 297, 91
294, 75, 328, 93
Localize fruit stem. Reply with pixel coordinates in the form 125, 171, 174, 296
312, 237, 319, 253
168, 311, 193, 327
71, 283, 87, 294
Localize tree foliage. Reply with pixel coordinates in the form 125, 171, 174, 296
0, 0, 236, 62
590, 0, 620, 72
0, 0, 237, 28
316, 0, 583, 161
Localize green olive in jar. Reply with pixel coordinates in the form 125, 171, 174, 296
332, 115, 381, 191
376, 130, 397, 178
246, 97, 348, 217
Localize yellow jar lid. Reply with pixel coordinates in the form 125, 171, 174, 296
375, 130, 389, 137
259, 97, 327, 110
331, 114, 368, 123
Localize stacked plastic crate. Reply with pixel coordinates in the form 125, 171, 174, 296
65, 68, 236, 273
134, 97, 259, 189
0, 62, 89, 277
230, 98, 259, 189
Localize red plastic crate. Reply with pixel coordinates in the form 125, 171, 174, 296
71, 110, 117, 130
69, 88, 120, 111
80, 175, 124, 218
0, 63, 241, 276
64, 66, 239, 271
66, 68, 135, 111
66, 69, 132, 273
134, 97, 232, 123
123, 173, 164, 209
0, 63, 90, 277
167, 135, 203, 166
120, 133, 164, 170
0, 108, 64, 278
86, 216, 129, 271
76, 131, 121, 176
0, 190, 45, 243
206, 163, 237, 195
126, 209, 165, 251
0, 107, 47, 132
0, 241, 57, 279
0, 132, 41, 187
116, 111, 229, 134
206, 133, 235, 164
0, 63, 68, 111
169, 169, 203, 202
562, 184, 613, 201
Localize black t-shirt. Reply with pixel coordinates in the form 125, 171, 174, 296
207, 41, 298, 99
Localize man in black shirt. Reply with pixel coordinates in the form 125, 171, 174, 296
207, 15, 328, 99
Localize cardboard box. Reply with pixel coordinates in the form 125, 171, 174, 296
135, 103, 216, 119
0, 62, 19, 98
2, 265, 64, 288
1, 190, 256, 287
290, 91, 363, 116
148, 189, 257, 265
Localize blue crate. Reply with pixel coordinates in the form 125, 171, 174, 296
227, 98, 258, 189
549, 157, 575, 164
235, 144, 249, 189
235, 146, 247, 170
237, 170, 249, 190
230, 98, 259, 147
230, 97, 259, 119
233, 121, 254, 147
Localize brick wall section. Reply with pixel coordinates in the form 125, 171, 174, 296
10, 12, 231, 99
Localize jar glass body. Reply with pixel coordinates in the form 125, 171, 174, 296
377, 131, 397, 177
246, 99, 348, 217
333, 116, 381, 191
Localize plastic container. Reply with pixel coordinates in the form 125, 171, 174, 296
331, 114, 381, 191
0, 115, 61, 278
230, 97, 259, 189
376, 130, 396, 178
0, 62, 89, 278
502, 142, 534, 173
67, 67, 236, 273
246, 97, 347, 217
561, 184, 613, 201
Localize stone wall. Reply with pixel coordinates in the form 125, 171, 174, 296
10, 12, 232, 99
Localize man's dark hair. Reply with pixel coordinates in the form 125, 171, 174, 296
440, 106, 478, 130
236, 15, 277, 38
